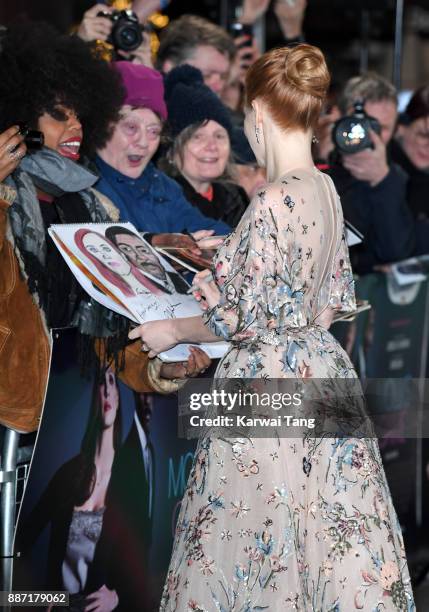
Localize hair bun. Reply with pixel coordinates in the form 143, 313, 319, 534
164, 64, 204, 101
284, 44, 330, 100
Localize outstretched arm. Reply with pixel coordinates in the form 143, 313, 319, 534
128, 316, 219, 358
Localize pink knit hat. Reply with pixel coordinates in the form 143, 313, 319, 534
114, 61, 167, 120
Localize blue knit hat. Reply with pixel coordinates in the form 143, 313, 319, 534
164, 64, 233, 138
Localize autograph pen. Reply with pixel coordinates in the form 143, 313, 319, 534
187, 272, 215, 294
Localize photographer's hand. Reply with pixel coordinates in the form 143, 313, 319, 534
342, 130, 389, 187
117, 37, 154, 67
76, 4, 113, 43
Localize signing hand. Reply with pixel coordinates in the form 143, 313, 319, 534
76, 4, 114, 43
342, 130, 389, 187
160, 346, 212, 379
0, 126, 26, 183
84, 584, 118, 612
191, 269, 221, 311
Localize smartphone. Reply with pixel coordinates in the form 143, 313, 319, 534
229, 22, 253, 48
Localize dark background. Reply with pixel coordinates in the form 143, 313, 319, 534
2, 0, 429, 87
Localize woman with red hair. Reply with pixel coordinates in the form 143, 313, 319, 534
132, 44, 415, 610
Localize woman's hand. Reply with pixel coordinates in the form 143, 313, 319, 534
314, 307, 335, 330
191, 269, 221, 311
129, 318, 178, 357
0, 126, 26, 182
160, 346, 211, 379
192, 230, 225, 250
77, 4, 114, 43
84, 584, 118, 612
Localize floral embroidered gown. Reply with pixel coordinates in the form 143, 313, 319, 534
160, 168, 415, 611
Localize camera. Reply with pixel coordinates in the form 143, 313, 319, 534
229, 22, 253, 59
229, 22, 253, 46
332, 101, 381, 154
16, 122, 44, 150
97, 9, 143, 52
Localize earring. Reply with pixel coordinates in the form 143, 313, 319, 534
255, 125, 261, 144
312, 135, 319, 144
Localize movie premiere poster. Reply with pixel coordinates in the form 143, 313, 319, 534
13, 328, 196, 611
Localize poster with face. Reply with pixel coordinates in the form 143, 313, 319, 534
48, 223, 203, 324
48, 223, 229, 362
13, 328, 197, 611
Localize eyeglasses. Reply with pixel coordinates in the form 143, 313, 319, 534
120, 119, 162, 141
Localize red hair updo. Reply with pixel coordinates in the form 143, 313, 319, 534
245, 44, 330, 132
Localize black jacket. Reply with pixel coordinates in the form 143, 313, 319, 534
390, 139, 429, 256
390, 139, 429, 220
327, 158, 416, 274
173, 174, 249, 229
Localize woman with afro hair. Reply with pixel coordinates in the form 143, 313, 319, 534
0, 24, 210, 433
0, 21, 211, 611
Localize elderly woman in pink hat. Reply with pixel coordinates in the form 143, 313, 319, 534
94, 62, 230, 240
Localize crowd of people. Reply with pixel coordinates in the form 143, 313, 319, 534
0, 0, 427, 610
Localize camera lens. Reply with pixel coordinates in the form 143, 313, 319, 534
112, 20, 143, 52
119, 26, 141, 49
333, 118, 367, 153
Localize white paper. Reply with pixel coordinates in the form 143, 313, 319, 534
391, 258, 427, 287
345, 221, 363, 247
49, 222, 229, 361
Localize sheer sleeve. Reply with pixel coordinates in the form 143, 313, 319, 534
329, 219, 356, 313
202, 189, 281, 342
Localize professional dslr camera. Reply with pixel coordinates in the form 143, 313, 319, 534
97, 9, 143, 52
332, 101, 381, 154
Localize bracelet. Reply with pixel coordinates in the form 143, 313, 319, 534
147, 357, 187, 394
0, 184, 17, 206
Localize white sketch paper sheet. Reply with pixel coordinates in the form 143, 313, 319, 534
48, 222, 228, 361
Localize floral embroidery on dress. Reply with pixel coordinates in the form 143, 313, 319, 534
160, 169, 414, 611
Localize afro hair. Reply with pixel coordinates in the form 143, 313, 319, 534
0, 22, 125, 157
